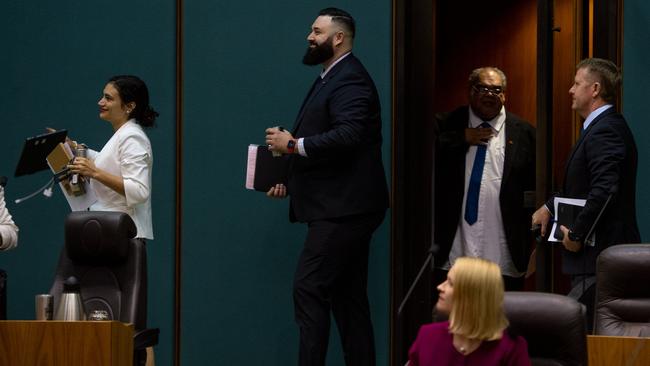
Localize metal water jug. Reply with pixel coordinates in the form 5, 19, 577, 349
54, 276, 86, 321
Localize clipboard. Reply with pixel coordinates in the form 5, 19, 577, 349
14, 129, 68, 177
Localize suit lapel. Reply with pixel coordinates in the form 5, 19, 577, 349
501, 117, 519, 185
292, 76, 326, 134
562, 107, 616, 187
291, 54, 354, 134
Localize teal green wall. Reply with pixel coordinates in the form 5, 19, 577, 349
181, 2, 391, 365
623, 0, 649, 240
0, 2, 177, 365
4, 0, 647, 364
1, 1, 391, 365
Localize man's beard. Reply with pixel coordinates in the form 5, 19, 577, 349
302, 36, 334, 65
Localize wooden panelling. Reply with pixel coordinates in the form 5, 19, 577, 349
433, 1, 538, 125
551, 0, 581, 190
0, 321, 133, 366
588, 335, 650, 366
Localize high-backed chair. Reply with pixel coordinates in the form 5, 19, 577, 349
504, 292, 587, 366
50, 211, 159, 366
594, 244, 650, 336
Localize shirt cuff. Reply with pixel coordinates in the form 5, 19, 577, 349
297, 138, 308, 157
543, 204, 552, 215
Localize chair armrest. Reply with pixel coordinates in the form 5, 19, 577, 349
134, 328, 160, 350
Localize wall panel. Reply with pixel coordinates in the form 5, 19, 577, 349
181, 1, 392, 365
623, 0, 650, 240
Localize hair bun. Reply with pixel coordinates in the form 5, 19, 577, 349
141, 106, 159, 127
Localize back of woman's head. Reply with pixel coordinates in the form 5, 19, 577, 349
449, 257, 508, 340
108, 75, 159, 128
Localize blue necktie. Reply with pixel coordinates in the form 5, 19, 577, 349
464, 122, 491, 225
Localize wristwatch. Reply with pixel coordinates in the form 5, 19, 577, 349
568, 230, 582, 242
287, 139, 296, 154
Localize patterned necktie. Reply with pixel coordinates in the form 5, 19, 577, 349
464, 122, 492, 225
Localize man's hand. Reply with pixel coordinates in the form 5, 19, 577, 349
265, 127, 294, 154
560, 225, 582, 252
532, 205, 552, 237
465, 127, 494, 145
267, 184, 287, 199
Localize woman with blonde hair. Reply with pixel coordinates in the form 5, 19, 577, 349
408, 257, 530, 365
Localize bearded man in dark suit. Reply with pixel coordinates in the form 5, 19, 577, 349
265, 8, 388, 366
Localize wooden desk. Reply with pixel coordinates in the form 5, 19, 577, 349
588, 335, 650, 366
0, 320, 133, 366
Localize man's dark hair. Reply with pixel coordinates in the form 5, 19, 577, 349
319, 7, 355, 38
577, 58, 621, 104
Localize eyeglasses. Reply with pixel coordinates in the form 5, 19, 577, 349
472, 84, 504, 95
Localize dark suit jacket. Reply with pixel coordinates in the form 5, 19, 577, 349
434, 106, 536, 272
550, 107, 640, 274
288, 54, 389, 223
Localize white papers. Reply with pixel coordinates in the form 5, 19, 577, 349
57, 179, 97, 211
245, 144, 259, 190
548, 197, 586, 242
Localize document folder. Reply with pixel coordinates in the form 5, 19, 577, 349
553, 202, 583, 240
245, 144, 289, 192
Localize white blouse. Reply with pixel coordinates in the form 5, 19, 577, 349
0, 187, 19, 250
88, 120, 153, 239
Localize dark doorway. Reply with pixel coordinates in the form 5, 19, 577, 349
391, 0, 622, 364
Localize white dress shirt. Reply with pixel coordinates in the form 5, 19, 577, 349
447, 106, 522, 277
88, 120, 153, 239
583, 104, 613, 130
0, 187, 19, 250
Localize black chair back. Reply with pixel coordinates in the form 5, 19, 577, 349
50, 211, 157, 366
594, 244, 650, 336
504, 292, 587, 366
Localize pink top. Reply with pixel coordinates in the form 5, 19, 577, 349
408, 321, 531, 366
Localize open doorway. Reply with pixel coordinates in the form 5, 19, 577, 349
391, 0, 622, 363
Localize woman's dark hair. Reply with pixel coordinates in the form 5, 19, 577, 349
108, 75, 159, 128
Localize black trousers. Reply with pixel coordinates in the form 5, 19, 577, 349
293, 211, 385, 366
569, 275, 596, 333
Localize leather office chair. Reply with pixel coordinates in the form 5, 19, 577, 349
594, 244, 650, 336
504, 292, 587, 366
50, 211, 159, 366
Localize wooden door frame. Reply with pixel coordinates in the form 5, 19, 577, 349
390, 0, 436, 363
